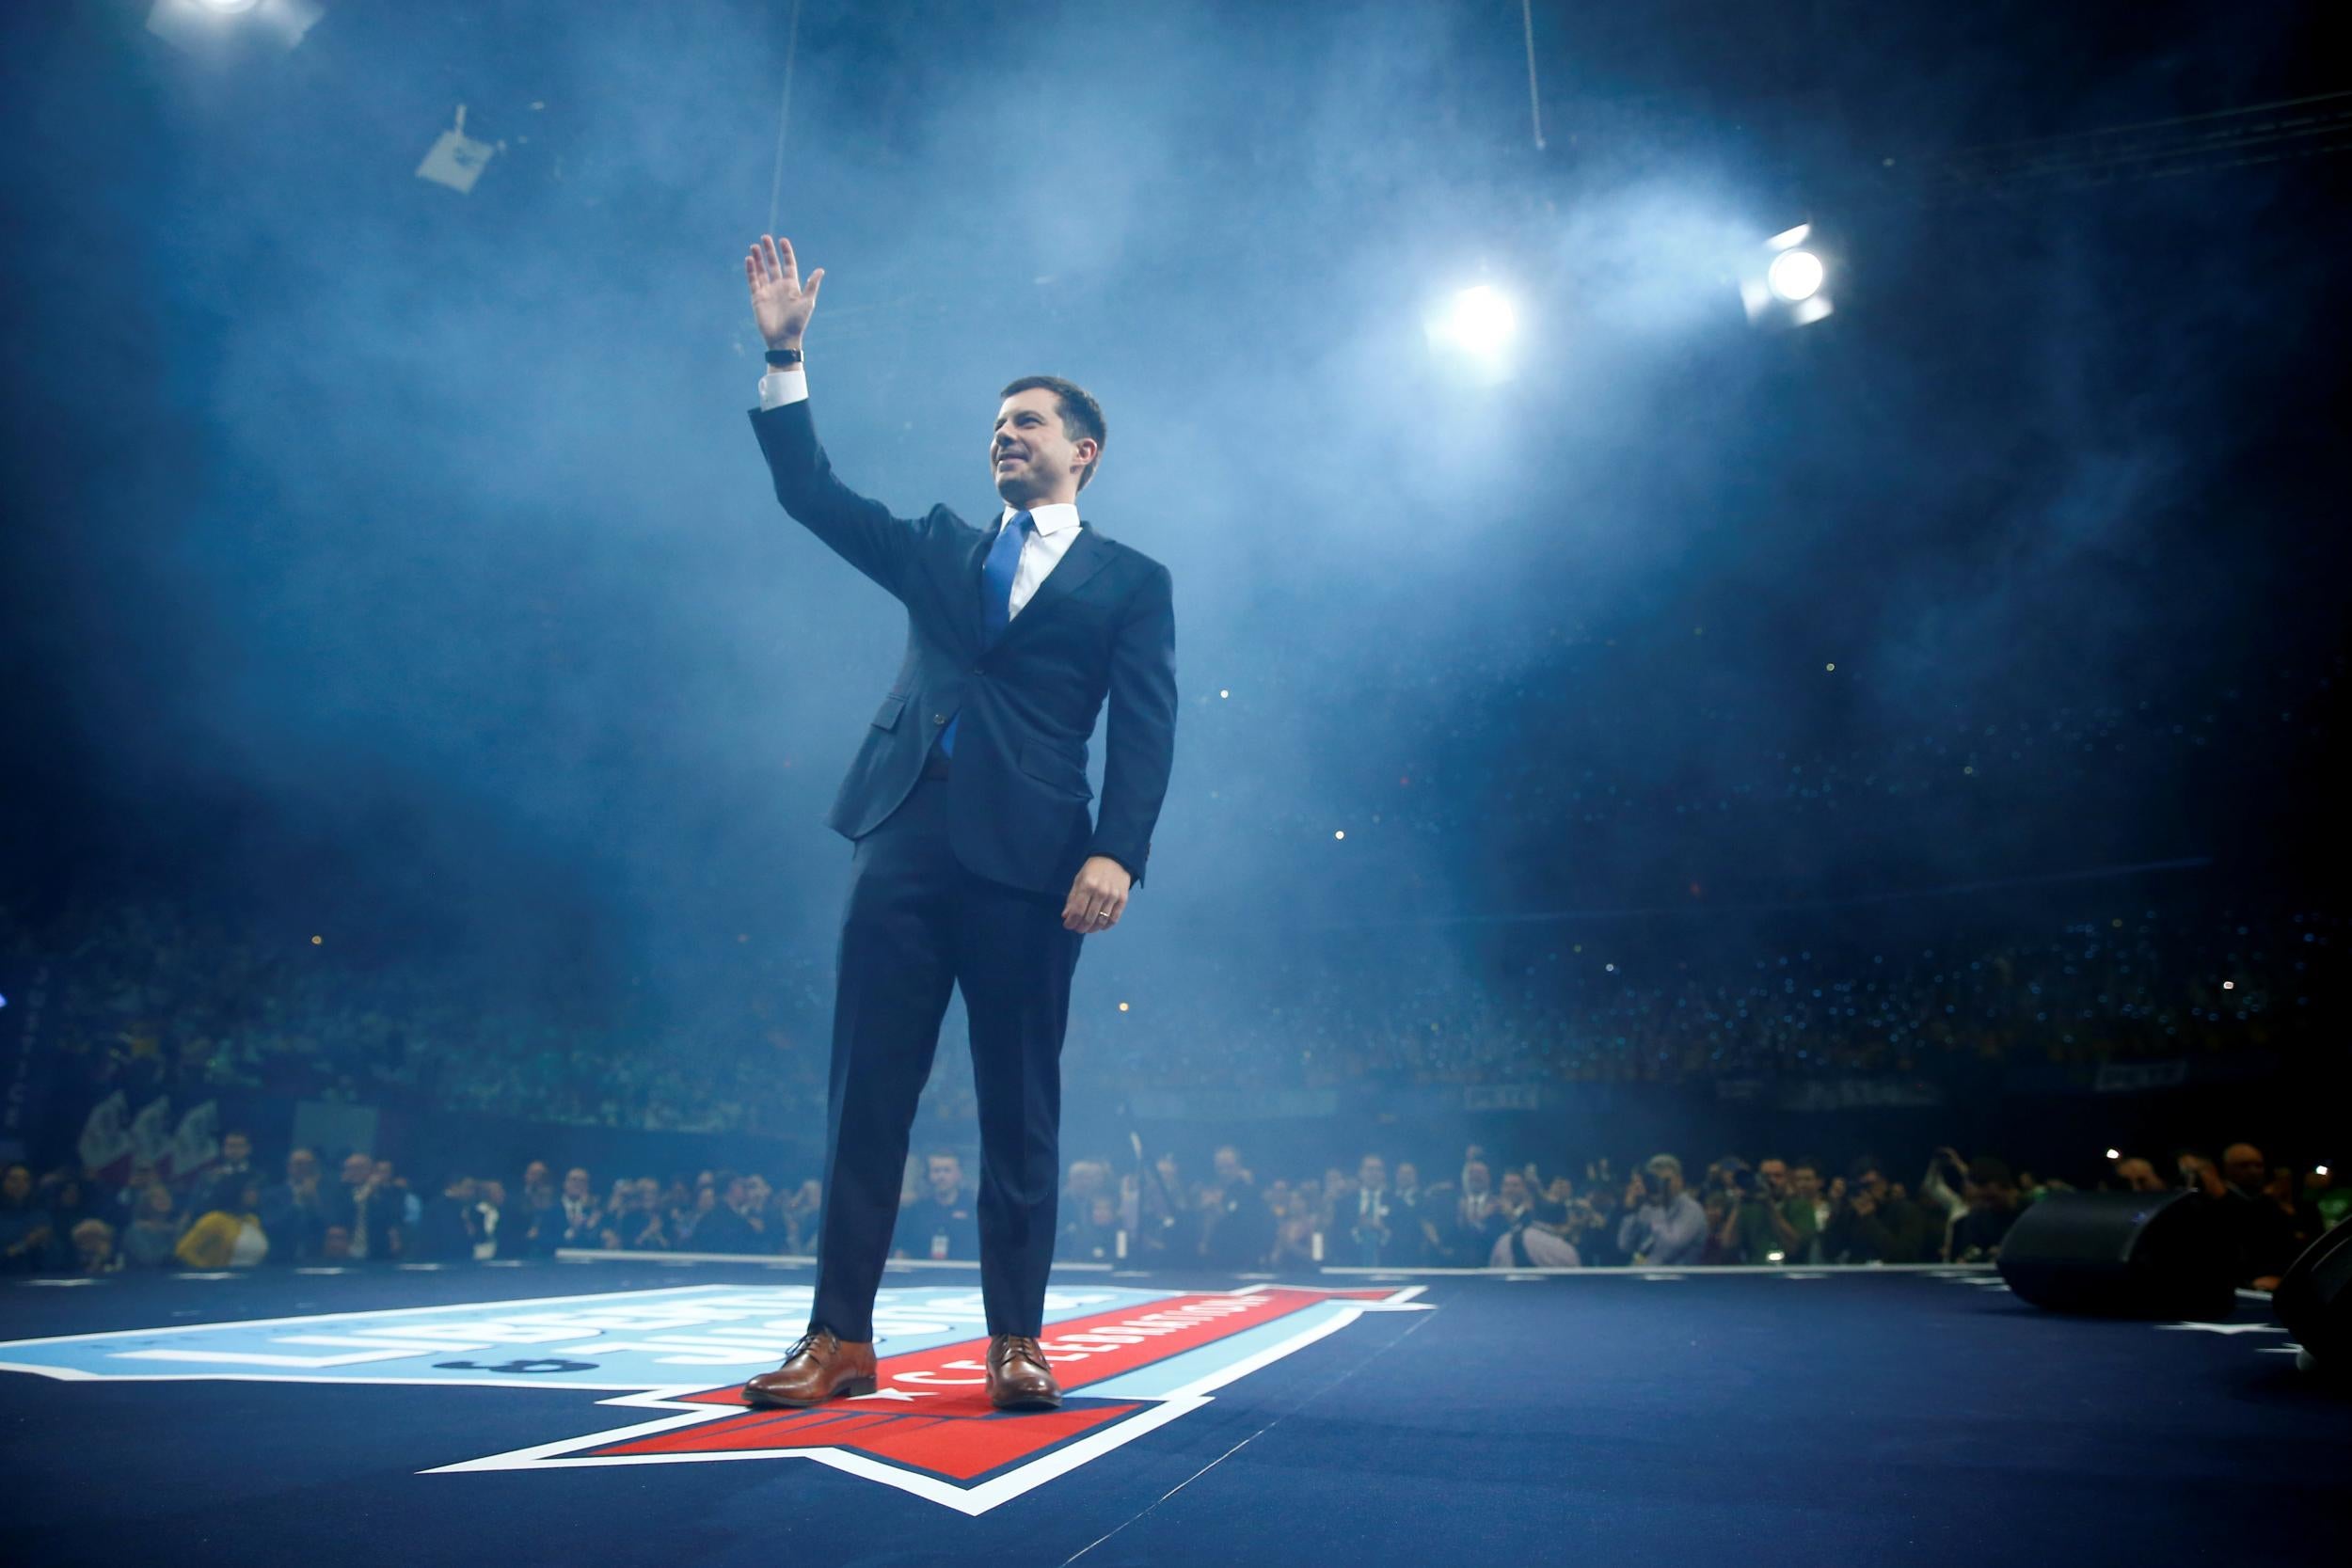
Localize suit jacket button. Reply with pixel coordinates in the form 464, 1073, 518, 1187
933, 713, 946, 725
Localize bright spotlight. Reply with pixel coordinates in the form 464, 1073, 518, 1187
1423, 284, 1522, 382
148, 0, 323, 54
1767, 249, 1824, 303
1740, 222, 1834, 329
1435, 285, 1517, 355
2106, 1148, 2122, 1161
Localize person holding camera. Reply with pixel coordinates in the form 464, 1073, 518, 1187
1616, 1153, 1708, 1267
1709, 1158, 1806, 1265
1823, 1156, 1934, 1263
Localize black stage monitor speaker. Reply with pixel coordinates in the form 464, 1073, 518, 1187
1996, 1190, 2236, 1321
2273, 1218, 2352, 1375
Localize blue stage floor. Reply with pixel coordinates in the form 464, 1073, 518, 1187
2, 1259, 2341, 1567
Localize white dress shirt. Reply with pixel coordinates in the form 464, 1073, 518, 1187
759, 368, 1080, 616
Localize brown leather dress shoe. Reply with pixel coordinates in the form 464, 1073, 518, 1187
987, 1334, 1061, 1411
742, 1329, 878, 1409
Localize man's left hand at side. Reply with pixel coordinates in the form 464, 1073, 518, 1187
1063, 855, 1132, 933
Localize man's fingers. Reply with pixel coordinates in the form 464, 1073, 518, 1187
804, 267, 823, 301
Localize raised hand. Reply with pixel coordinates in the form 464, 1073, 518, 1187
745, 233, 824, 348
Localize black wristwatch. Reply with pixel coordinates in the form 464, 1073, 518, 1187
764, 346, 803, 368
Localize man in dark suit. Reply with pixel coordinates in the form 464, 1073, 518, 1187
737, 234, 1177, 1415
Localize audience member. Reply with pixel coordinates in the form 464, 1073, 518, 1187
1451, 1160, 1506, 1266
0, 1163, 54, 1274
72, 1217, 120, 1275
1200, 1146, 1272, 1270
1786, 1161, 1827, 1263
258, 1148, 330, 1264
894, 1152, 978, 1260
416, 1175, 480, 1261
175, 1174, 270, 1268
1946, 1157, 2022, 1262
1343, 1154, 1397, 1268
1822, 1157, 1935, 1263
325, 1152, 399, 1261
1618, 1154, 1708, 1266
123, 1182, 183, 1269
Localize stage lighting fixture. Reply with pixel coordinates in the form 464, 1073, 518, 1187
1767, 248, 1824, 303
1740, 223, 1834, 329
147, 0, 322, 54
417, 103, 499, 195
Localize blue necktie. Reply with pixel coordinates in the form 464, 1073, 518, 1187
940, 509, 1033, 758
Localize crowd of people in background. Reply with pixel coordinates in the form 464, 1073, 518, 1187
5, 897, 2334, 1136
5, 1132, 2337, 1294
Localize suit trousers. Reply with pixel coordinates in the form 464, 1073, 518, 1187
809, 774, 1084, 1340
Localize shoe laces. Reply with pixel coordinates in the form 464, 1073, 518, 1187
996, 1334, 1045, 1368
782, 1328, 836, 1365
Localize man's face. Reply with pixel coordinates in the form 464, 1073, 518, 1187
523, 1162, 549, 1190
2223, 1145, 2267, 1192
1500, 1173, 1529, 1205
2115, 1158, 2166, 1194
373, 1160, 396, 1185
1856, 1169, 1889, 1202
1359, 1156, 1387, 1191
223, 1133, 251, 1166
1759, 1160, 1789, 1198
1463, 1162, 1491, 1196
342, 1154, 373, 1187
991, 388, 1092, 503
1214, 1148, 1242, 1182
1395, 1163, 1419, 1192
481, 1180, 506, 1207
637, 1179, 661, 1208
745, 1175, 771, 1209
1791, 1167, 1820, 1201
1651, 1165, 1684, 1201
928, 1156, 961, 1202
3, 1165, 30, 1202
1156, 1156, 1181, 1188
564, 1168, 590, 1200
287, 1149, 319, 1183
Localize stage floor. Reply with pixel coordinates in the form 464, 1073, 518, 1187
2, 1258, 2342, 1567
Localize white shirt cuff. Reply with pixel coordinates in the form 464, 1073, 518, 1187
757, 367, 809, 410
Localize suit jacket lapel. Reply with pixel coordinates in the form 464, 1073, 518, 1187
1001, 525, 1113, 644
960, 521, 996, 646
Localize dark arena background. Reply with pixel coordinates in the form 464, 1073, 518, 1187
2, 3, 2348, 1565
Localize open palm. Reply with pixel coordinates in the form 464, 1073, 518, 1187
745, 233, 824, 345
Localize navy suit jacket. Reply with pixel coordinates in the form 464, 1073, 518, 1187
749, 399, 1177, 894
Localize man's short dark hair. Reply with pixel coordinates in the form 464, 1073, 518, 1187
1000, 374, 1106, 491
